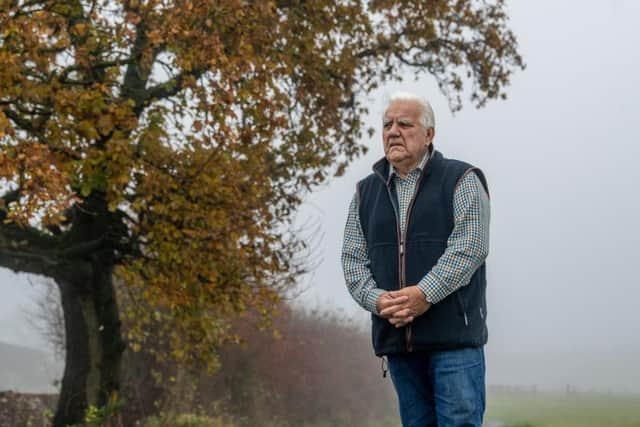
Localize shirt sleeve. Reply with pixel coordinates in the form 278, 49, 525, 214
417, 171, 490, 304
341, 193, 385, 314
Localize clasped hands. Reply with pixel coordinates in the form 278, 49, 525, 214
376, 286, 431, 328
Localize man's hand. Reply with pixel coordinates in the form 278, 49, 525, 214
378, 286, 431, 328
376, 292, 409, 319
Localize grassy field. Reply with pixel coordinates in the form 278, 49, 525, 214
485, 390, 640, 427
296, 390, 640, 427
314, 390, 640, 427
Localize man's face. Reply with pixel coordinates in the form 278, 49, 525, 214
383, 100, 433, 170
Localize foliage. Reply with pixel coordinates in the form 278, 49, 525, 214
198, 306, 398, 427
82, 392, 124, 426
0, 391, 57, 427
29, 278, 400, 426
144, 413, 237, 427
114, 305, 398, 427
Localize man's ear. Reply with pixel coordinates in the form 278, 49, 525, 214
426, 127, 435, 145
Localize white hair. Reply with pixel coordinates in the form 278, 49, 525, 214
384, 91, 435, 129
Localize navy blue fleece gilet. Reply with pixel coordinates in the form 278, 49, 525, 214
357, 151, 488, 356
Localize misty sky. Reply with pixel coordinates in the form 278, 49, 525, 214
2, 0, 640, 392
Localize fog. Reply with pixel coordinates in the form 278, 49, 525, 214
294, 0, 640, 393
2, 0, 640, 393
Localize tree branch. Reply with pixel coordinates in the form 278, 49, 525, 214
0, 189, 21, 219
58, 59, 132, 85
58, 235, 106, 258
145, 72, 189, 101
0, 247, 59, 275
0, 220, 62, 277
2, 107, 45, 136
121, 21, 152, 114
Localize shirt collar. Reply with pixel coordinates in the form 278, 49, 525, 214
388, 149, 432, 180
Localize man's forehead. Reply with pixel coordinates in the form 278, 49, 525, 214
384, 100, 422, 118
383, 114, 415, 121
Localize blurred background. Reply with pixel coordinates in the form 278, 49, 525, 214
2, 1, 639, 426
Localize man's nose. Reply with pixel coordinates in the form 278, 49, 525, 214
388, 121, 401, 135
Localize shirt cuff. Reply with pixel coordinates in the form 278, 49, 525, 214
417, 274, 448, 305
365, 288, 386, 315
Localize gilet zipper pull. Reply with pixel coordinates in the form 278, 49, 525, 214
381, 356, 388, 378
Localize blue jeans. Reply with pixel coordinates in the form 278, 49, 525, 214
387, 347, 485, 427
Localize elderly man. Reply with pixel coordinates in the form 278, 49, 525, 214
341, 91, 490, 427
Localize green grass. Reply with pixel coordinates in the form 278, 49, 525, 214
486, 390, 640, 427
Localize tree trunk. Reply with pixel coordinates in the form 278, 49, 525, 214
53, 260, 125, 427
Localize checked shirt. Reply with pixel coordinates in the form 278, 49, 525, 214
341, 152, 490, 314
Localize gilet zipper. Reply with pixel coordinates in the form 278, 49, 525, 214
400, 171, 426, 352
376, 165, 426, 353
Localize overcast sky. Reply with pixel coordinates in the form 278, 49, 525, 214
2, 0, 640, 392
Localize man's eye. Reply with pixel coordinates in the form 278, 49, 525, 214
399, 121, 413, 127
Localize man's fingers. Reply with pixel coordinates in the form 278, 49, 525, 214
376, 292, 394, 315
389, 309, 413, 322
379, 295, 408, 309
377, 293, 412, 318
379, 302, 408, 317
378, 292, 398, 305
391, 308, 412, 319
387, 291, 409, 300
389, 315, 414, 328
379, 306, 401, 318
